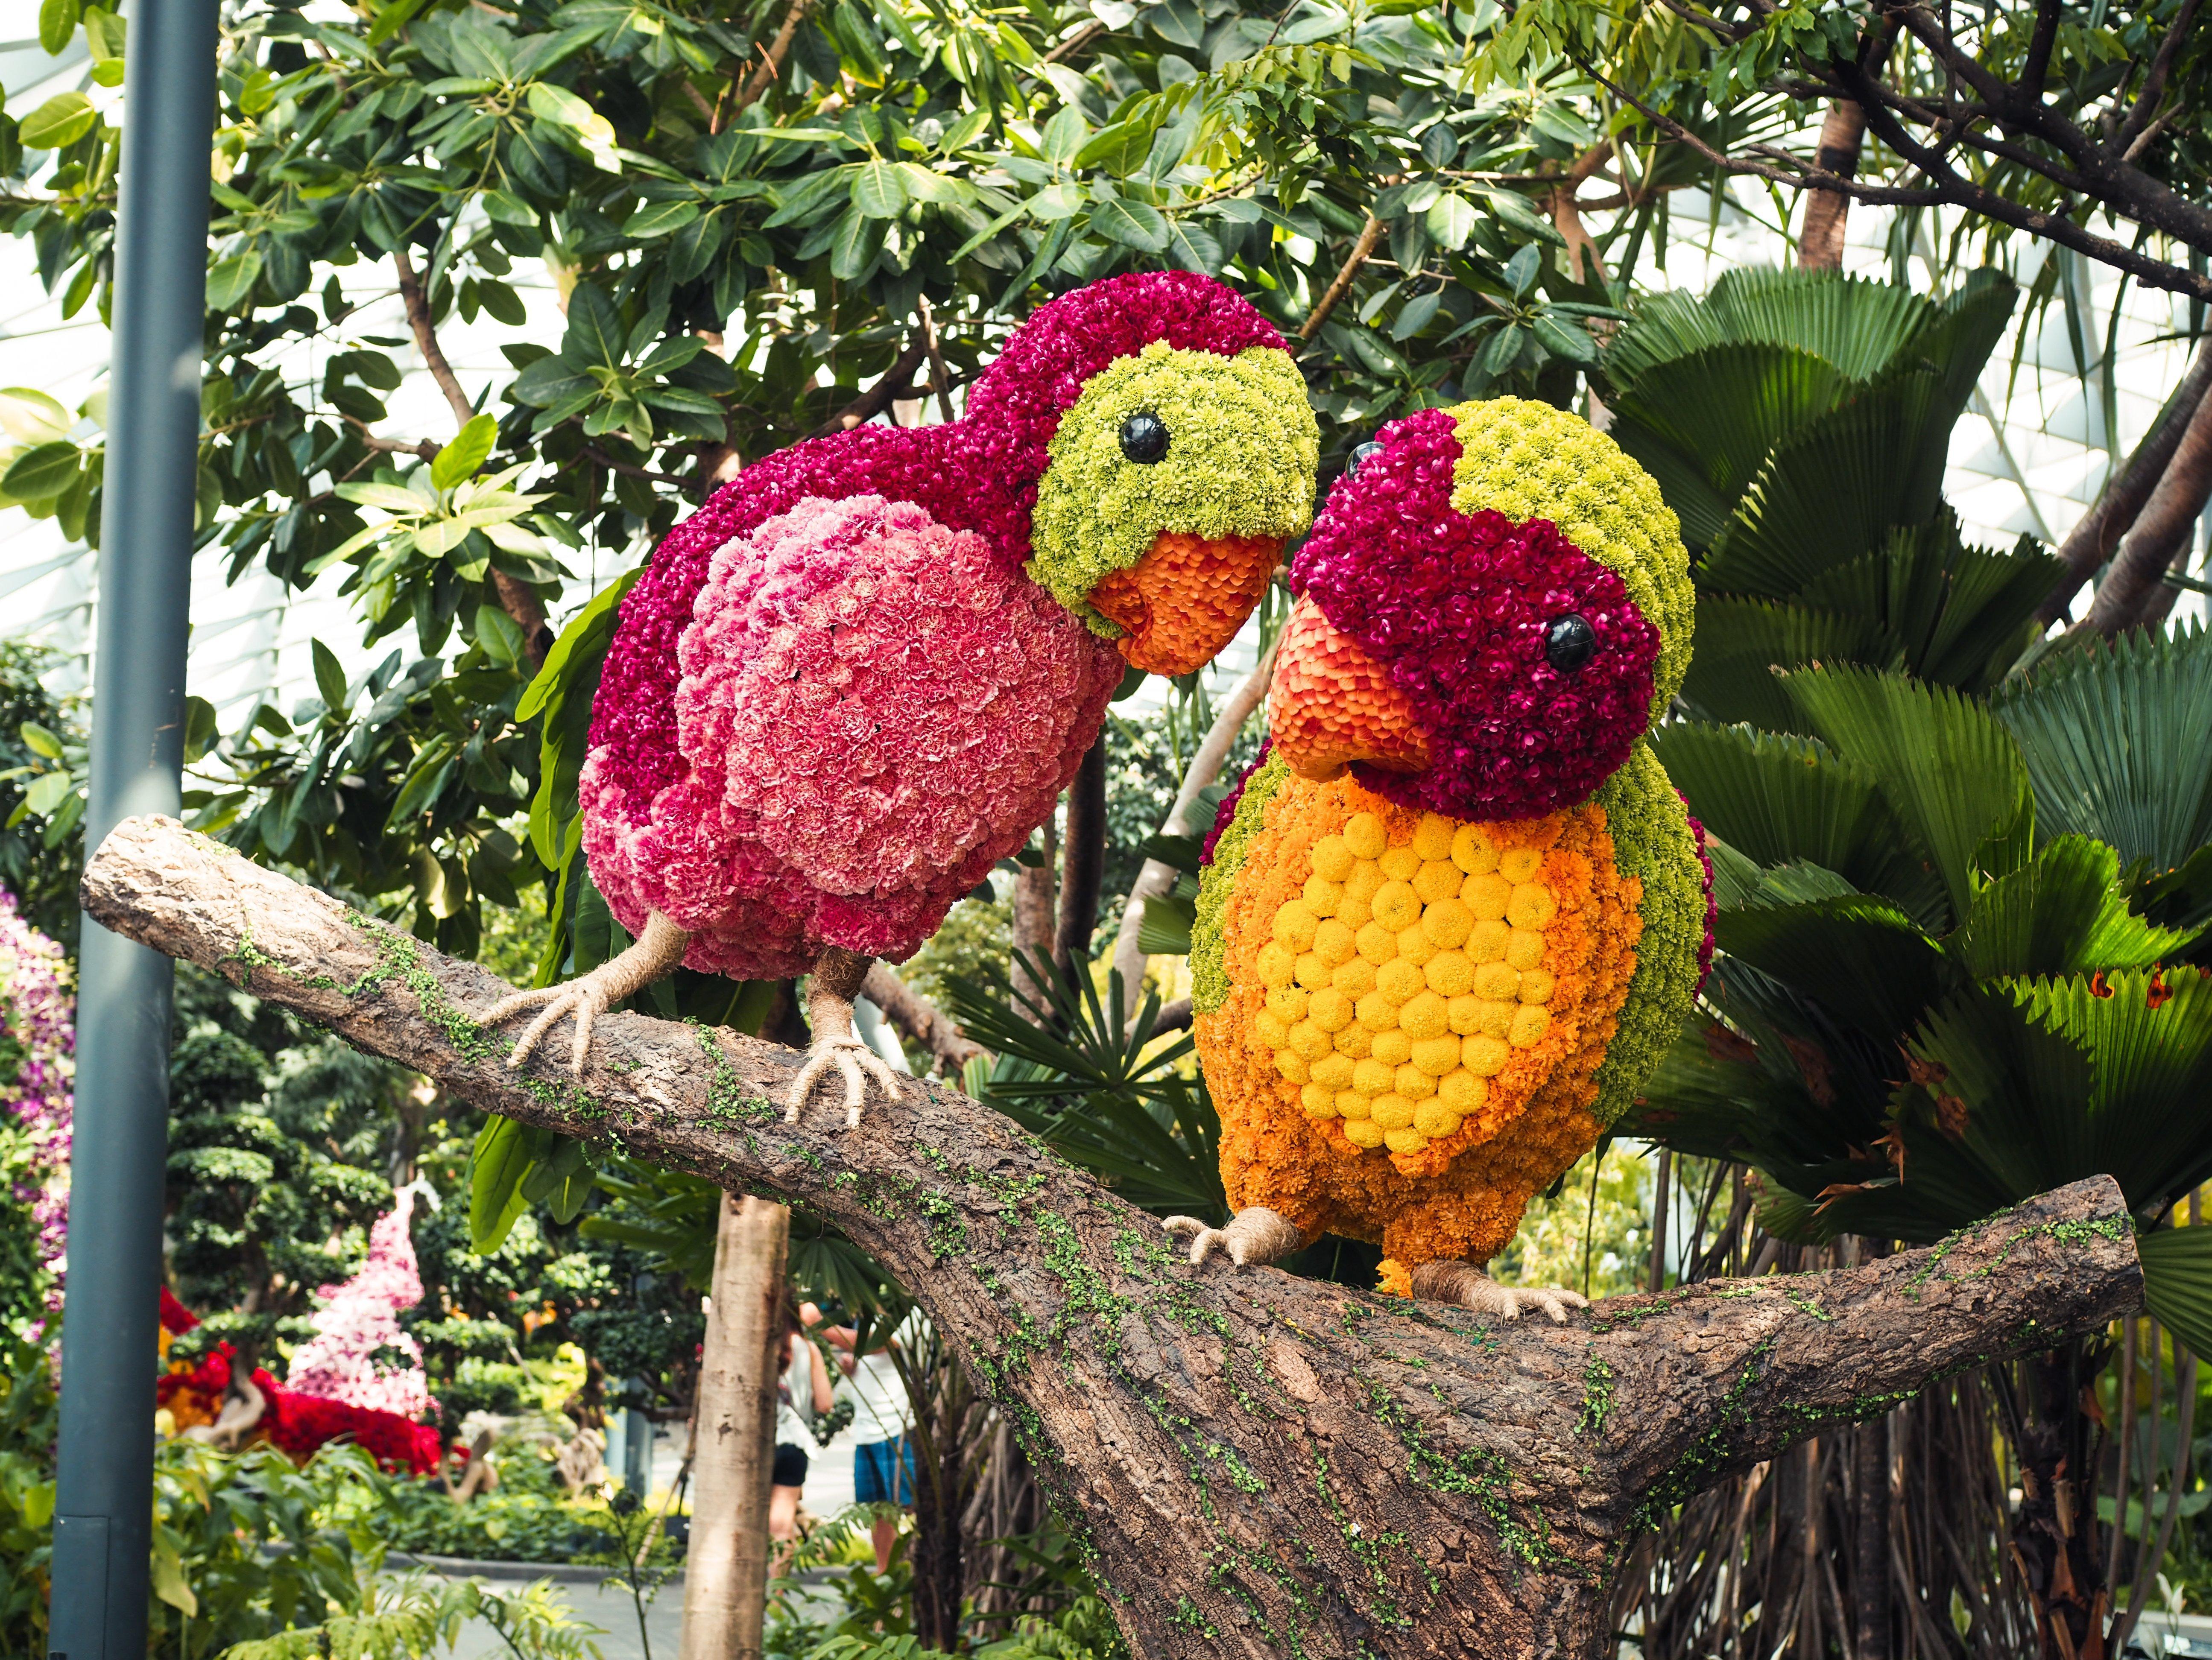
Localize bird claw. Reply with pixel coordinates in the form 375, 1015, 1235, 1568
785, 1034, 901, 1128
1415, 1262, 1587, 1324
1162, 1207, 1300, 1269
1164, 1216, 1241, 1267
484, 977, 614, 1075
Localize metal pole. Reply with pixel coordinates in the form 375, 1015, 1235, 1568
50, 0, 217, 1652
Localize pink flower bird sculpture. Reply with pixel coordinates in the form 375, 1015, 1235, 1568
486, 272, 1319, 1121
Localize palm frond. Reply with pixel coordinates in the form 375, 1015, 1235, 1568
1781, 666, 2033, 924
1994, 623, 2212, 873
1650, 722, 1949, 928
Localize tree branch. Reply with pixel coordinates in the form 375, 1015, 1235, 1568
733, 0, 814, 114
392, 248, 477, 431
82, 816, 2146, 1660
807, 336, 934, 438
1589, 61, 2212, 303
1298, 215, 1385, 342
2074, 369, 2212, 636
861, 961, 983, 1075
2039, 332, 2212, 625
390, 249, 553, 666
1054, 734, 1107, 976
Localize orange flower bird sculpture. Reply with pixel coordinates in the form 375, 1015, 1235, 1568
1178, 397, 1715, 1319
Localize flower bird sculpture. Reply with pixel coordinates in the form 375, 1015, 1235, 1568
486, 272, 1319, 1122
1179, 398, 1715, 1319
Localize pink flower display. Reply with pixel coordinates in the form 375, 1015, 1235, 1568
1290, 407, 1662, 822
283, 1187, 434, 1422
586, 496, 1122, 975
582, 272, 1292, 977
0, 891, 75, 1305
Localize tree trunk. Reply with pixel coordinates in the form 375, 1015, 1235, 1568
1054, 736, 1107, 978
1798, 100, 1869, 270
679, 1193, 790, 1660
83, 816, 2149, 1660
2039, 333, 2212, 625
2075, 364, 2212, 635
861, 962, 983, 1075
1010, 814, 1056, 1008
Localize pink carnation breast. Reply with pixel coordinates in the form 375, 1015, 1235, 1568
584, 496, 1121, 975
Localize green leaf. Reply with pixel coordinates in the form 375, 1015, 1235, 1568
413, 517, 473, 558
562, 282, 626, 368
1677, 593, 1905, 732
1135, 893, 1194, 956
827, 210, 884, 281
850, 158, 908, 218
311, 638, 349, 714
150, 1525, 196, 1617
19, 91, 96, 150
1530, 311, 1597, 365
1087, 196, 1168, 251
1782, 667, 2034, 926
0, 442, 79, 502
38, 0, 81, 56
366, 0, 434, 45
471, 1114, 553, 1253
22, 773, 73, 818
336, 481, 429, 514
431, 412, 497, 490
206, 250, 263, 311
0, 388, 73, 446
1715, 894, 1951, 1040
626, 198, 700, 238
1425, 191, 1477, 250
1650, 721, 1949, 928
1949, 836, 2199, 980
2139, 1227, 2212, 1361
1995, 623, 2212, 873
18, 722, 62, 761
1074, 118, 1155, 177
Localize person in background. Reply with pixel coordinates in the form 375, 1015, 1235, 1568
770, 1300, 837, 1572
818, 1308, 915, 1574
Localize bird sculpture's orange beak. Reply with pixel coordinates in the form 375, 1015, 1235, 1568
1087, 531, 1283, 678
1267, 595, 1431, 782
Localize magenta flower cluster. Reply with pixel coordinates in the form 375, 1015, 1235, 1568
1686, 807, 1718, 984
584, 272, 1282, 973
283, 1186, 434, 1421
1290, 407, 1661, 821
1201, 739, 1273, 868
0, 893, 73, 1307
586, 496, 1123, 975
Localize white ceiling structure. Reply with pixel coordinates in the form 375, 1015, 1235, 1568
0, 32, 2204, 728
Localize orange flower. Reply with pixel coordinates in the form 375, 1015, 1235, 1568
1195, 771, 1644, 1288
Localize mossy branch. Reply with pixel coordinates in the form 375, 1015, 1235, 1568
82, 815, 2145, 1660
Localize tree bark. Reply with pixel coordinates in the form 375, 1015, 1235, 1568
1054, 735, 1107, 977
1798, 101, 1868, 270
2074, 368, 2212, 636
83, 817, 2149, 1660
390, 247, 555, 667
680, 1193, 789, 1660
1010, 814, 1056, 1008
2042, 333, 2212, 625
861, 962, 983, 1075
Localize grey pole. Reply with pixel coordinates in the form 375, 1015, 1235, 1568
50, 0, 218, 1653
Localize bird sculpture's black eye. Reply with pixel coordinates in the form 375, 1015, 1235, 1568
1545, 614, 1597, 673
1118, 411, 1170, 464
1345, 440, 1383, 476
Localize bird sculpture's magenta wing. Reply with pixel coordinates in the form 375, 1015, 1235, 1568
580, 493, 1123, 980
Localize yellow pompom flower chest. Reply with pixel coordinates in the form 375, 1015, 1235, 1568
1193, 749, 1700, 1280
